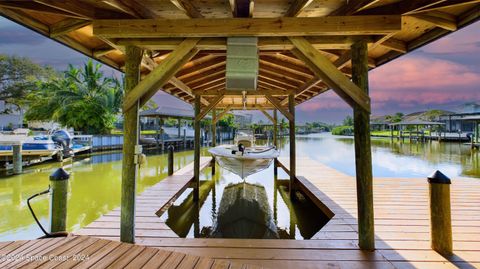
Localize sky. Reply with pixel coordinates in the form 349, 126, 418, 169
0, 17, 479, 124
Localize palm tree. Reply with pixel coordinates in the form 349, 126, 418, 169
26, 60, 122, 134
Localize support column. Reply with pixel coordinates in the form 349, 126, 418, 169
273, 109, 278, 177
120, 45, 143, 243
193, 95, 201, 201
211, 109, 216, 175
352, 39, 375, 250
178, 118, 181, 138
288, 94, 296, 196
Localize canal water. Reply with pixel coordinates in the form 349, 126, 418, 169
1, 133, 478, 241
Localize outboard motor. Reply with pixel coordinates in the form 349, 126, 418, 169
52, 130, 74, 160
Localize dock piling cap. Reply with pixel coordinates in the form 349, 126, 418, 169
428, 170, 451, 184
50, 168, 70, 181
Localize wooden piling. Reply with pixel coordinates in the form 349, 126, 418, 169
120, 45, 143, 243
12, 144, 22, 175
168, 145, 174, 176
351, 39, 375, 251
288, 94, 296, 196
211, 109, 216, 175
50, 168, 70, 233
428, 171, 453, 256
193, 95, 201, 201
273, 109, 278, 177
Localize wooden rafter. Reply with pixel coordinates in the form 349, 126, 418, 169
123, 38, 201, 111
195, 94, 224, 121
170, 0, 203, 18
169, 77, 209, 106
93, 48, 117, 58
330, 0, 381, 15
285, 0, 314, 17
359, 0, 448, 15
258, 107, 276, 124
411, 0, 480, 14
92, 16, 402, 38
49, 18, 91, 38
408, 13, 457, 31
33, 0, 130, 19
0, 1, 83, 18
289, 37, 370, 112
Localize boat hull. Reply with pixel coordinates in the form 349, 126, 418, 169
208, 145, 279, 179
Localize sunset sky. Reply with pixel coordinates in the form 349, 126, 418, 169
0, 17, 479, 124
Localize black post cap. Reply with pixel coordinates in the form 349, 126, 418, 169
168, 145, 174, 151
428, 170, 451, 184
50, 168, 70, 181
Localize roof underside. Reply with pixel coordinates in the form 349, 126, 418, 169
1, 0, 479, 111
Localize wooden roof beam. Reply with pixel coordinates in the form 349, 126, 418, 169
93, 16, 402, 38
123, 38, 201, 111
379, 38, 407, 53
358, 0, 448, 15
197, 89, 294, 96
289, 37, 370, 112
49, 18, 91, 38
265, 95, 293, 122
170, 0, 203, 18
213, 106, 233, 124
169, 77, 209, 106
196, 94, 224, 121
285, 0, 314, 17
258, 106, 276, 124
93, 48, 117, 58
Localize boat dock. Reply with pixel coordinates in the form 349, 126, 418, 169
2, 157, 476, 268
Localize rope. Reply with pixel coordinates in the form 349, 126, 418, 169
27, 186, 51, 237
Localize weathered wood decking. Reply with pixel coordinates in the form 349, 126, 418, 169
5, 156, 479, 268
0, 235, 259, 268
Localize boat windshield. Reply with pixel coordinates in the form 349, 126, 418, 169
236, 129, 253, 137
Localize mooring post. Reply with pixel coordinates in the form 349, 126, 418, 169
273, 109, 278, 177
50, 168, 70, 233
193, 95, 201, 201
428, 170, 453, 256
288, 94, 296, 197
211, 109, 216, 175
12, 144, 22, 174
168, 145, 174, 176
183, 129, 187, 149
352, 39, 375, 251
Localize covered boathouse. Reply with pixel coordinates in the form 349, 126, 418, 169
0, 1, 480, 268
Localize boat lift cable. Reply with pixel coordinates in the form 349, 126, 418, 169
27, 186, 51, 237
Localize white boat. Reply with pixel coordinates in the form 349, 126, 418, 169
208, 129, 279, 179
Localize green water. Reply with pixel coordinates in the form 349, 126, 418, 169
1, 133, 478, 242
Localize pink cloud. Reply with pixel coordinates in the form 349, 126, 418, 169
298, 91, 349, 112
370, 56, 480, 92
421, 26, 480, 54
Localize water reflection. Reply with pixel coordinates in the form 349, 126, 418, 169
162, 165, 330, 240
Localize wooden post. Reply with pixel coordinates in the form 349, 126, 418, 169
168, 145, 174, 176
351, 39, 375, 250
50, 168, 70, 233
193, 95, 201, 201
183, 129, 187, 148
211, 109, 216, 175
178, 118, 181, 138
288, 94, 296, 196
428, 170, 453, 256
12, 144, 22, 174
273, 109, 278, 177
121, 45, 143, 243
476, 121, 479, 144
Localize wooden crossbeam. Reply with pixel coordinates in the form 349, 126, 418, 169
169, 77, 209, 106
101, 0, 143, 18
265, 94, 293, 122
93, 16, 402, 38
380, 38, 407, 53
285, 0, 314, 17
213, 106, 233, 124
115, 36, 374, 51
359, 0, 447, 15
170, 0, 203, 18
195, 94, 224, 121
49, 18, 91, 38
196, 89, 294, 96
280, 78, 321, 106
289, 37, 371, 112
123, 38, 201, 112
93, 48, 117, 58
